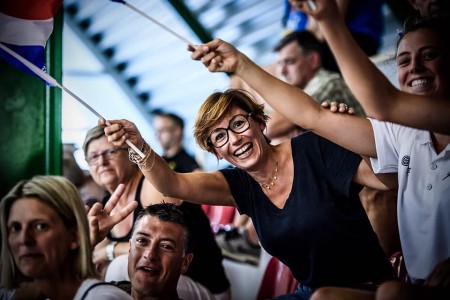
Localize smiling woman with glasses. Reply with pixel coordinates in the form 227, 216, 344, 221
103, 85, 396, 299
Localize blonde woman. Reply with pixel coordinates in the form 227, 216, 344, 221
0, 175, 132, 300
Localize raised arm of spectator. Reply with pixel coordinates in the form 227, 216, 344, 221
299, 0, 350, 41
100, 119, 236, 208
293, 0, 450, 134
189, 39, 377, 158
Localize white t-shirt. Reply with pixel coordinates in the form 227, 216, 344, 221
369, 119, 450, 280
73, 278, 132, 300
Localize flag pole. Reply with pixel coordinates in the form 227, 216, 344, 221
110, 0, 195, 46
0, 42, 145, 158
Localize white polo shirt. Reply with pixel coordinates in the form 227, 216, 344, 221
369, 119, 450, 281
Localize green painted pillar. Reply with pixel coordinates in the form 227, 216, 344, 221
0, 12, 63, 198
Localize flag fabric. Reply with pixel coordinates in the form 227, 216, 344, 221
0, 0, 63, 76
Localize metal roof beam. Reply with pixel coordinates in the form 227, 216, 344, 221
166, 0, 214, 44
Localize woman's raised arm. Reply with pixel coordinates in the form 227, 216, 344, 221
101, 118, 237, 207
294, 0, 450, 134
189, 39, 377, 157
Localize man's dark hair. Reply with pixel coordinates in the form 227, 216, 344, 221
152, 110, 185, 131
274, 30, 323, 56
132, 202, 193, 253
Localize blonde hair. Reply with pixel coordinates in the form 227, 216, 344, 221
0, 175, 97, 289
194, 89, 269, 153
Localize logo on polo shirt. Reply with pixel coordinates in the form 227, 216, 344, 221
401, 155, 411, 174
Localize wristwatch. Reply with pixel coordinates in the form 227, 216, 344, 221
106, 241, 118, 261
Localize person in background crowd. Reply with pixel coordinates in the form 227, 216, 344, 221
127, 203, 195, 300
284, 0, 384, 73
0, 175, 133, 300
90, 201, 214, 300
152, 111, 201, 173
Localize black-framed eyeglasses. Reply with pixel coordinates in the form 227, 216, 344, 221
86, 147, 127, 166
207, 113, 252, 148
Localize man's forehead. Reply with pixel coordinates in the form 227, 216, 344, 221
135, 216, 185, 237
155, 116, 177, 126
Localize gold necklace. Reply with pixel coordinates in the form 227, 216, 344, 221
259, 162, 279, 190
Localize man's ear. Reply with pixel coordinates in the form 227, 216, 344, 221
180, 253, 194, 274
309, 51, 321, 70
175, 126, 183, 140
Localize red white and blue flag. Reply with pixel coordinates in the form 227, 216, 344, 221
0, 0, 63, 76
